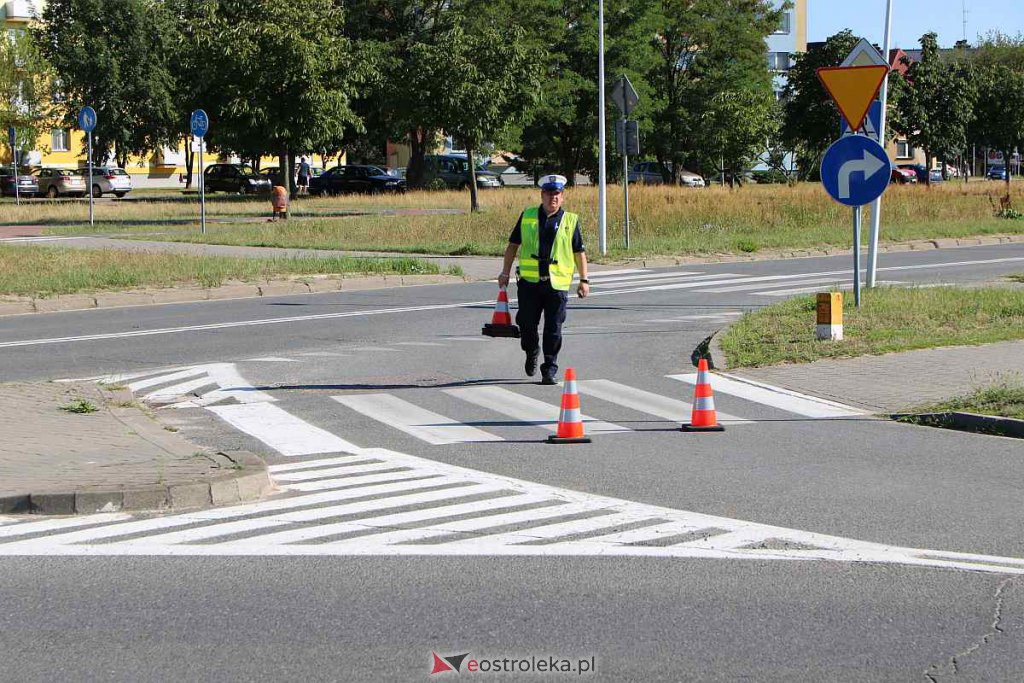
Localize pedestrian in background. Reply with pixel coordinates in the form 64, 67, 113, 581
498, 174, 589, 385
297, 156, 312, 195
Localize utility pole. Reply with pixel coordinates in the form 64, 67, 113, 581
597, 0, 608, 256
866, 0, 894, 288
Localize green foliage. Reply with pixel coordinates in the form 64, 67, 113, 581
60, 398, 98, 414
892, 33, 977, 186
647, 0, 783, 183
36, 0, 179, 166
971, 39, 1024, 194
0, 29, 55, 163
780, 30, 859, 179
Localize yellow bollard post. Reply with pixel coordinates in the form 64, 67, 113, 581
816, 292, 843, 341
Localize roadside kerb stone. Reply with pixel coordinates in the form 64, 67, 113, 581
892, 412, 1024, 439
0, 381, 273, 515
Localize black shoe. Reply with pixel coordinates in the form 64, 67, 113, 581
540, 375, 557, 385
525, 351, 539, 377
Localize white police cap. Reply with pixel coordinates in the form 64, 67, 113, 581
540, 174, 568, 191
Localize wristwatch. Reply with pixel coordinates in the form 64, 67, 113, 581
579, 278, 590, 284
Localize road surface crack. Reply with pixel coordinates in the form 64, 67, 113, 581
924, 576, 1018, 681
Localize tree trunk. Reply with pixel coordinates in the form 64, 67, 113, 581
278, 144, 289, 196
467, 146, 480, 213
924, 151, 933, 188
184, 138, 195, 190
406, 129, 430, 189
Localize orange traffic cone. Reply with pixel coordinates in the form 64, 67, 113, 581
682, 358, 725, 432
548, 368, 592, 444
482, 286, 520, 338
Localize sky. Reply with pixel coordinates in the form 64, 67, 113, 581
808, 0, 1022, 49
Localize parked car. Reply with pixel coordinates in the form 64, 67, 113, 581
891, 167, 918, 184
0, 169, 39, 197
203, 163, 272, 194
35, 168, 87, 198
987, 165, 1009, 181
309, 165, 406, 196
628, 161, 705, 187
88, 167, 133, 198
258, 165, 325, 187
897, 164, 943, 184
423, 154, 502, 189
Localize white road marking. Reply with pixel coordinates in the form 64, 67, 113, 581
206, 403, 361, 456
668, 373, 866, 419
4, 442, 1024, 575
576, 379, 750, 424
578, 268, 650, 278
445, 386, 631, 435
241, 357, 299, 362
332, 393, 503, 445
393, 342, 446, 347
297, 352, 351, 357
756, 281, 903, 297
586, 271, 702, 284
0, 235, 92, 243
642, 312, 745, 323
348, 346, 396, 352
272, 461, 405, 481
592, 273, 744, 289
127, 366, 211, 392
699, 277, 848, 294
142, 376, 218, 403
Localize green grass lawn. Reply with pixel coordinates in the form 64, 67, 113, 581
911, 377, 1024, 420
719, 286, 1024, 367
23, 182, 1024, 259
0, 245, 451, 298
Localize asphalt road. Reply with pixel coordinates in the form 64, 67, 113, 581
2, 243, 1024, 681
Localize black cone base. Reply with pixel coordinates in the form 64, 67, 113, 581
681, 424, 726, 432
547, 435, 592, 444
482, 323, 520, 338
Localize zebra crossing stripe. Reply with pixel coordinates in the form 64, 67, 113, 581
143, 376, 218, 403
698, 276, 847, 294
127, 366, 211, 392
576, 379, 750, 425
272, 461, 407, 482
0, 513, 131, 539
206, 402, 361, 456
668, 373, 865, 419
445, 386, 630, 435
332, 394, 503, 445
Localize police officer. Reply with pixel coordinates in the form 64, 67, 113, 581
498, 174, 589, 385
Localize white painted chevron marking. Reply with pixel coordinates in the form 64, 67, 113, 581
207, 403, 361, 456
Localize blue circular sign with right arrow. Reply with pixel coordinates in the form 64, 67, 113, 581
820, 135, 892, 207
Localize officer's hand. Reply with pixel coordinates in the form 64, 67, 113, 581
497, 273, 510, 288
577, 282, 590, 298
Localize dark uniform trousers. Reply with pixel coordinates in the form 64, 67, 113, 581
516, 278, 569, 378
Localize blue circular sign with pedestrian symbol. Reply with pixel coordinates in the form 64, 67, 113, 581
77, 106, 97, 133
820, 135, 892, 207
190, 109, 209, 138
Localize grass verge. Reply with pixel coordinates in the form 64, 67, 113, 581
0, 245, 450, 298
28, 182, 1024, 259
910, 376, 1024, 421
719, 286, 1024, 367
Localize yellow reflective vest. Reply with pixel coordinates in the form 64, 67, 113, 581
518, 206, 578, 291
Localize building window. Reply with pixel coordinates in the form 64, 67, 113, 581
774, 12, 791, 35
767, 52, 791, 72
896, 139, 913, 159
51, 129, 69, 152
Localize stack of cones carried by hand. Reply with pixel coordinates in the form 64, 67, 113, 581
548, 368, 592, 444
682, 358, 725, 432
482, 286, 520, 338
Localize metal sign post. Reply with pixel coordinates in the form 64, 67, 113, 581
868, 0, 895, 288
190, 110, 209, 235
9, 127, 19, 206
597, 0, 607, 256
78, 107, 97, 227
611, 75, 640, 250
853, 207, 862, 307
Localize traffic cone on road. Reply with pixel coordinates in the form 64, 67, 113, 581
682, 358, 725, 432
548, 368, 592, 444
482, 286, 520, 338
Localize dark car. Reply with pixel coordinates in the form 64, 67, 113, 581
897, 164, 943, 184
891, 167, 917, 184
203, 163, 272, 194
0, 169, 39, 197
987, 165, 1009, 181
423, 154, 502, 190
310, 165, 406, 196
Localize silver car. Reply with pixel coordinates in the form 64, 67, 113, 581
628, 161, 706, 187
89, 167, 133, 198
36, 168, 87, 198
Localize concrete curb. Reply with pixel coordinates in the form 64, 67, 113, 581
0, 273, 466, 317
0, 450, 272, 515
891, 412, 1024, 439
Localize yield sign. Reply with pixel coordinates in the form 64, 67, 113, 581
816, 65, 889, 132
841, 38, 888, 68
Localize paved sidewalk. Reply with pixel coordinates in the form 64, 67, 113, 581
0, 381, 271, 514
733, 340, 1024, 413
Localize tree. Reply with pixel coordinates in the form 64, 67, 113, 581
189, 0, 364, 195
410, 24, 541, 210
780, 30, 859, 180
36, 0, 178, 168
973, 63, 1024, 199
0, 29, 55, 167
647, 0, 783, 184
891, 32, 977, 186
